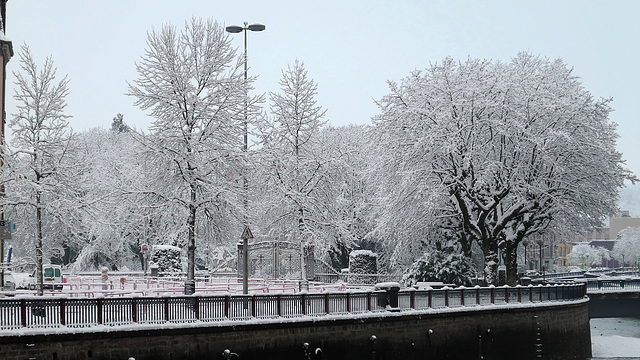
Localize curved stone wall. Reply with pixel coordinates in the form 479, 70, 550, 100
0, 300, 591, 360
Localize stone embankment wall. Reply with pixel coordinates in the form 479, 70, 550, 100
589, 291, 640, 318
0, 301, 591, 360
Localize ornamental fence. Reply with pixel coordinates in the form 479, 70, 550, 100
0, 283, 586, 331
583, 278, 640, 292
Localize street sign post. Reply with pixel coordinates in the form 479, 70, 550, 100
241, 226, 253, 295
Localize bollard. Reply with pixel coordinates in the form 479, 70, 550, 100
222, 349, 239, 359
370, 335, 377, 360
303, 342, 322, 359
303, 342, 311, 360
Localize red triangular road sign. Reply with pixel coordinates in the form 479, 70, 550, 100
241, 226, 254, 239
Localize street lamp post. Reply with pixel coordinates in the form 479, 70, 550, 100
535, 237, 545, 275
522, 239, 530, 271
226, 22, 265, 295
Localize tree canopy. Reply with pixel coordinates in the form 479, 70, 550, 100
373, 53, 634, 284
2, 35, 633, 289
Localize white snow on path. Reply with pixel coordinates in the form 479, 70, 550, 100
591, 335, 640, 358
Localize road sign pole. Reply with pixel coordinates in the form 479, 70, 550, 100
241, 226, 253, 295
242, 237, 248, 294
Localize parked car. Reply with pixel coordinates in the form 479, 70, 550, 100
28, 264, 64, 291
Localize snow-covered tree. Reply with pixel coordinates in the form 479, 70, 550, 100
595, 246, 612, 267
312, 125, 377, 270
566, 243, 600, 269
1, 44, 72, 295
111, 113, 129, 133
612, 227, 640, 267
127, 18, 257, 293
258, 60, 327, 278
67, 128, 153, 272
373, 53, 634, 284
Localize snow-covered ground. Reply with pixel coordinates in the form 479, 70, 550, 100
592, 335, 640, 358
591, 317, 640, 359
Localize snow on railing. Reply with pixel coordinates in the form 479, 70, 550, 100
0, 284, 586, 331
5, 276, 348, 298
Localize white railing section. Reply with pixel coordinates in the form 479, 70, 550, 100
0, 284, 586, 331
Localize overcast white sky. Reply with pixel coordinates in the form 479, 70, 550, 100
4, 1, 640, 176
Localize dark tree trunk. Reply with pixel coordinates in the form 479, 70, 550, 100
505, 240, 519, 286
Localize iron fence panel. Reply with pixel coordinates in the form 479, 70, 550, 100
0, 298, 22, 330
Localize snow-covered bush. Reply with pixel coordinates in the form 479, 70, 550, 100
349, 250, 378, 284
150, 245, 183, 275
402, 249, 474, 287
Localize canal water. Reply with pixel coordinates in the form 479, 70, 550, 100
590, 317, 640, 359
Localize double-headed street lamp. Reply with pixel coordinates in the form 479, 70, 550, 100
225, 22, 265, 153
225, 22, 265, 295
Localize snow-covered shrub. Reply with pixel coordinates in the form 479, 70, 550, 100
349, 250, 378, 284
402, 249, 474, 287
150, 245, 183, 275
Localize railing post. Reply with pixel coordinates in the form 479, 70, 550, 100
277, 294, 282, 317
164, 298, 170, 322
347, 293, 352, 313
132, 298, 137, 323
194, 296, 200, 319
505, 287, 509, 303
476, 288, 480, 305
224, 295, 230, 319
252, 295, 257, 318
20, 299, 27, 328
325, 293, 330, 314
367, 292, 371, 312
539, 286, 543, 302
444, 289, 449, 307
60, 299, 66, 326
301, 293, 307, 315
460, 288, 465, 306
490, 287, 495, 304
517, 287, 522, 303
97, 298, 103, 325
410, 291, 415, 310
529, 287, 533, 302
428, 290, 432, 308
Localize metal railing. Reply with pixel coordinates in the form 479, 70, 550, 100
0, 283, 586, 331
583, 278, 640, 292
